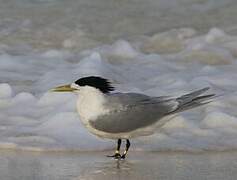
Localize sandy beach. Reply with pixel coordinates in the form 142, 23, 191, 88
1, 150, 237, 180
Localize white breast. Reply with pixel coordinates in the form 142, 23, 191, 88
76, 86, 110, 125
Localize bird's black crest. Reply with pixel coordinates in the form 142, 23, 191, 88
75, 76, 114, 93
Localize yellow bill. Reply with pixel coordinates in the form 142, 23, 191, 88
51, 84, 77, 92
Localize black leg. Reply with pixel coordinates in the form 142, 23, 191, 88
107, 139, 122, 159
117, 139, 122, 151
121, 139, 130, 159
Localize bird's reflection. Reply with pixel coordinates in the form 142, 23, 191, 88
78, 159, 135, 179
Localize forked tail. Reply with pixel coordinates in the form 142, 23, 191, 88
172, 87, 216, 113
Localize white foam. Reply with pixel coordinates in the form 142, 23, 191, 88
0, 83, 12, 98
205, 28, 227, 43
109, 40, 139, 58
1, 28, 237, 152
142, 28, 196, 54
201, 112, 237, 129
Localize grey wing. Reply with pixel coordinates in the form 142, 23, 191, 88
89, 88, 215, 134
89, 93, 178, 133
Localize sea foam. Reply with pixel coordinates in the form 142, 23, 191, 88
0, 28, 237, 152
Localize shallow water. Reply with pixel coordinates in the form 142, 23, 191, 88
1, 150, 237, 180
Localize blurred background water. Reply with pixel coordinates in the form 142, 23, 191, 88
1, 0, 237, 51
1, 1, 237, 179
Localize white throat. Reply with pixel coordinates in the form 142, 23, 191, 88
76, 86, 109, 123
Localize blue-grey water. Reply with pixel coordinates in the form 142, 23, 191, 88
1, 0, 237, 179
1, 0, 237, 51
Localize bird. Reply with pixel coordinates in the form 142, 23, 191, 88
51, 76, 215, 159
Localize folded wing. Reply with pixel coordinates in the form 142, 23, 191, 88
89, 88, 215, 133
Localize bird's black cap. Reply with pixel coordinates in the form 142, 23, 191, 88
75, 76, 114, 93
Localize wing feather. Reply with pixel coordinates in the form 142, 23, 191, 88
89, 88, 215, 134
89, 93, 177, 133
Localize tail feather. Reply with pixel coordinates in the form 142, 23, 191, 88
190, 94, 215, 102
177, 87, 210, 104
172, 87, 215, 114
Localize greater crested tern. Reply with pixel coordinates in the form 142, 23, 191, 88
52, 76, 215, 159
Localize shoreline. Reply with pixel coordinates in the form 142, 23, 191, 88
1, 150, 237, 180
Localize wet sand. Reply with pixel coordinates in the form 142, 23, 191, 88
1, 150, 237, 180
